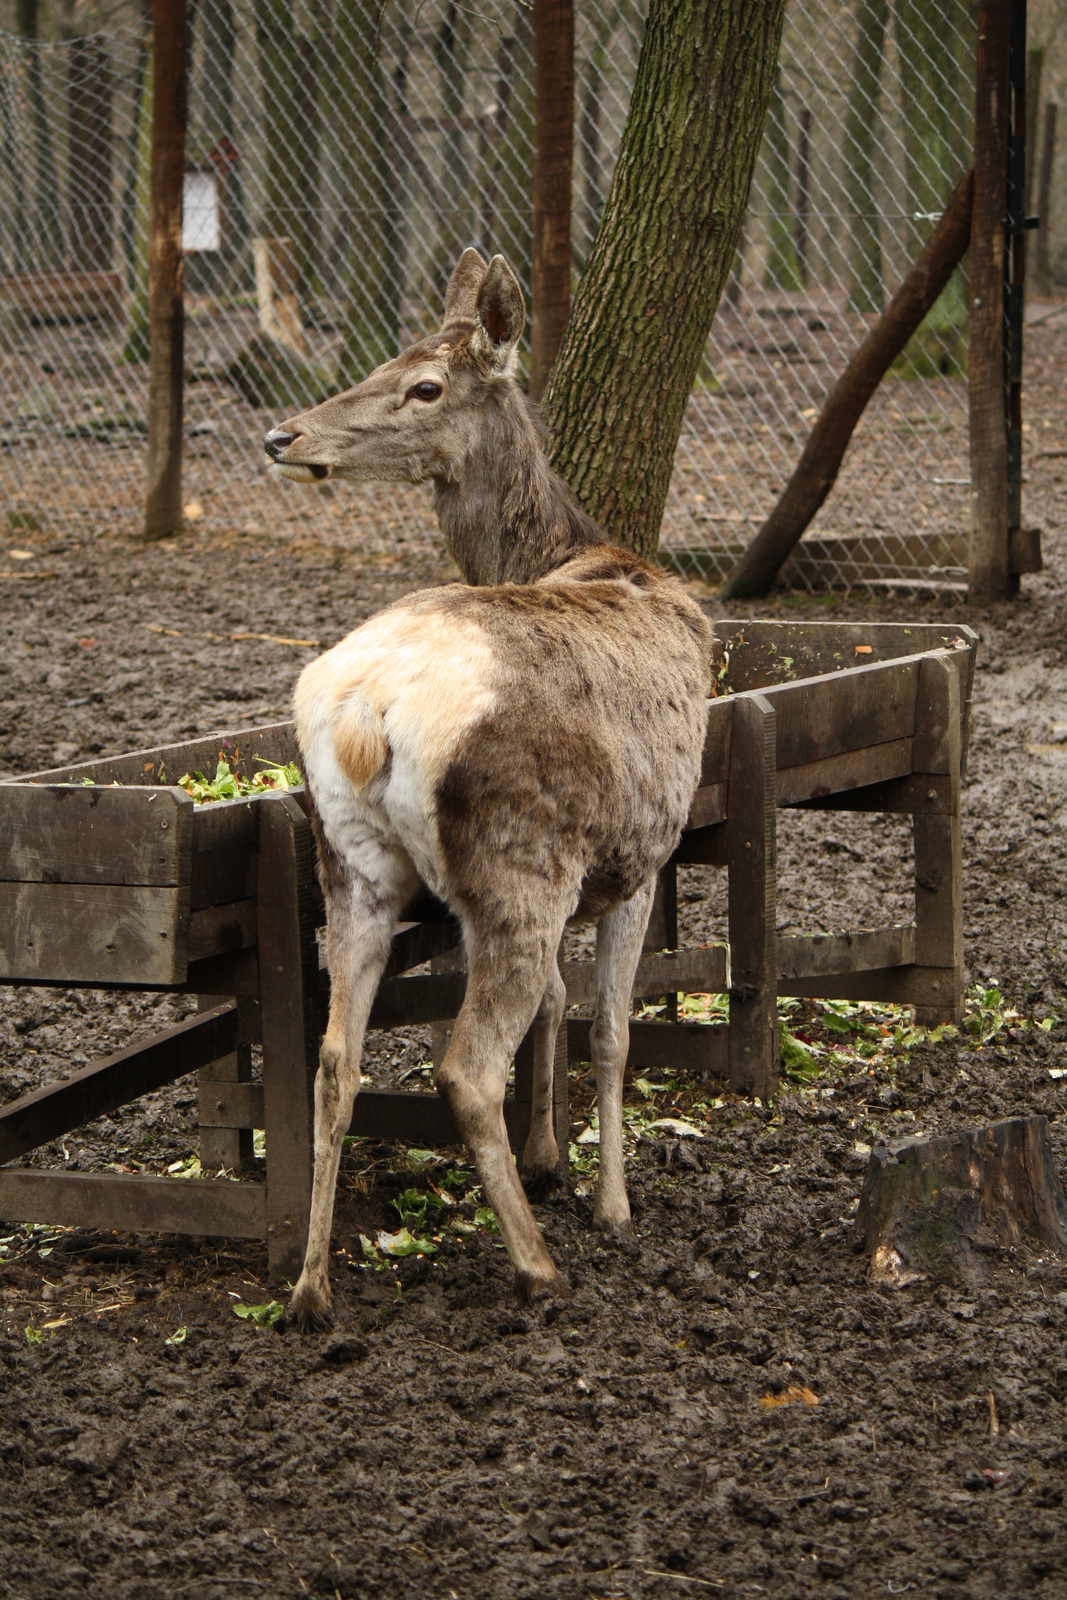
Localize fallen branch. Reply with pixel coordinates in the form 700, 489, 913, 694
721, 167, 974, 599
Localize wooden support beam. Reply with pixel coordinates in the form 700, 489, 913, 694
144, 0, 186, 540
0, 1003, 237, 1164
529, 0, 573, 400
968, 0, 1011, 601
0, 1169, 265, 1239
726, 693, 778, 1098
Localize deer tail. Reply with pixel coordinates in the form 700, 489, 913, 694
334, 696, 388, 789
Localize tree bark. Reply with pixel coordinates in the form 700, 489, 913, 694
529, 0, 574, 401
857, 1116, 1067, 1288
144, 0, 186, 541
968, 0, 1011, 604
721, 169, 973, 599
843, 0, 888, 313
542, 0, 787, 558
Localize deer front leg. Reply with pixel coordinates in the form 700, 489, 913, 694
591, 880, 656, 1235
521, 957, 566, 1189
289, 875, 403, 1332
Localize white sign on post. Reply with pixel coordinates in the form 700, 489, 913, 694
182, 171, 220, 253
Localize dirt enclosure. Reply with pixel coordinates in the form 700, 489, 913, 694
0, 329, 1065, 1599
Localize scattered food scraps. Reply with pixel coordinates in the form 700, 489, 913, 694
758, 1385, 820, 1410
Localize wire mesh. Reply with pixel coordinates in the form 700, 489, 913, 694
0, 0, 978, 589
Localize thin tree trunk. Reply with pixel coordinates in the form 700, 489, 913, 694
121, 34, 153, 361
1034, 100, 1057, 297
144, 0, 186, 541
542, 0, 787, 557
335, 0, 401, 384
762, 66, 800, 292
843, 0, 888, 313
15, 0, 64, 269
968, 0, 1011, 604
431, 0, 474, 298
793, 104, 811, 289
68, 34, 114, 272
722, 170, 974, 599
529, 0, 574, 400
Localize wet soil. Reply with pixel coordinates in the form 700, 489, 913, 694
0, 330, 1065, 1598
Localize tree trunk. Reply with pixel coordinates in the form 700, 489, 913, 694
857, 1116, 1067, 1288
792, 104, 811, 289
968, 0, 1011, 604
843, 0, 888, 313
762, 66, 800, 293
430, 0, 474, 302
721, 169, 973, 599
529, 0, 574, 400
15, 0, 64, 270
542, 0, 787, 558
121, 35, 153, 363
144, 0, 186, 541
334, 0, 401, 385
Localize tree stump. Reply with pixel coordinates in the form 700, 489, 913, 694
856, 1116, 1067, 1288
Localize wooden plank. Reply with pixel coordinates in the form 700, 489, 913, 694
699, 700, 733, 787
758, 656, 922, 770
780, 965, 960, 1007
365, 945, 730, 1028
726, 693, 778, 1098
0, 1168, 266, 1239
714, 622, 979, 693
10, 720, 300, 788
383, 917, 462, 980
0, 1003, 237, 1163
912, 652, 964, 775
791, 773, 953, 816
199, 1079, 264, 1129
567, 1018, 727, 1076
777, 926, 915, 981
198, 993, 255, 1170
0, 785, 193, 887
673, 822, 729, 867
183, 948, 260, 998
776, 738, 914, 806
0, 882, 189, 986
347, 1087, 533, 1153
190, 800, 259, 910
188, 898, 258, 962
257, 795, 319, 1279
685, 782, 728, 830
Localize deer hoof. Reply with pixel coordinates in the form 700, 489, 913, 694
287, 1282, 335, 1334
515, 1265, 568, 1304
520, 1160, 563, 1200
592, 1211, 632, 1238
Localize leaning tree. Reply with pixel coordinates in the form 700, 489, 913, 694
541, 0, 788, 559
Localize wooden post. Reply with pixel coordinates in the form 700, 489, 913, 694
144, 0, 186, 541
257, 795, 319, 1281
726, 694, 778, 1100
1004, 0, 1026, 592
529, 0, 574, 401
967, 0, 1011, 603
911, 656, 964, 1027
198, 995, 254, 1173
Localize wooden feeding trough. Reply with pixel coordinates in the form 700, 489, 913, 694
0, 619, 977, 1270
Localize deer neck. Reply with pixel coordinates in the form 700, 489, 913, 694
431, 390, 604, 586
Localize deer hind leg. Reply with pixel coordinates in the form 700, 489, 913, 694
435, 908, 571, 1301
289, 854, 413, 1332
591, 879, 656, 1235
520, 955, 566, 1189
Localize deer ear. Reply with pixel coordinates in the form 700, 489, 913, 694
443, 248, 488, 326
473, 255, 525, 371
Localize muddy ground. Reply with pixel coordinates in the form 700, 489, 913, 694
0, 328, 1065, 1599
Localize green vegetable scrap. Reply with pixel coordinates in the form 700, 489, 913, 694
178, 756, 302, 804
232, 1299, 285, 1327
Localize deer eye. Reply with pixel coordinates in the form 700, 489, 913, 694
410, 381, 442, 402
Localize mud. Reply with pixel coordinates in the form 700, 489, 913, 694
0, 330, 1065, 1598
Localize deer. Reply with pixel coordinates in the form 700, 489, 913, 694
264, 250, 712, 1331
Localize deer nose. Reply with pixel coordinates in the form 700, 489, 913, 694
264, 428, 297, 460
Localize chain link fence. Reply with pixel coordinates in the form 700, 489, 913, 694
0, 0, 1015, 589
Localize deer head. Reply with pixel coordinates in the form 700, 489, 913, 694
264, 250, 525, 489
